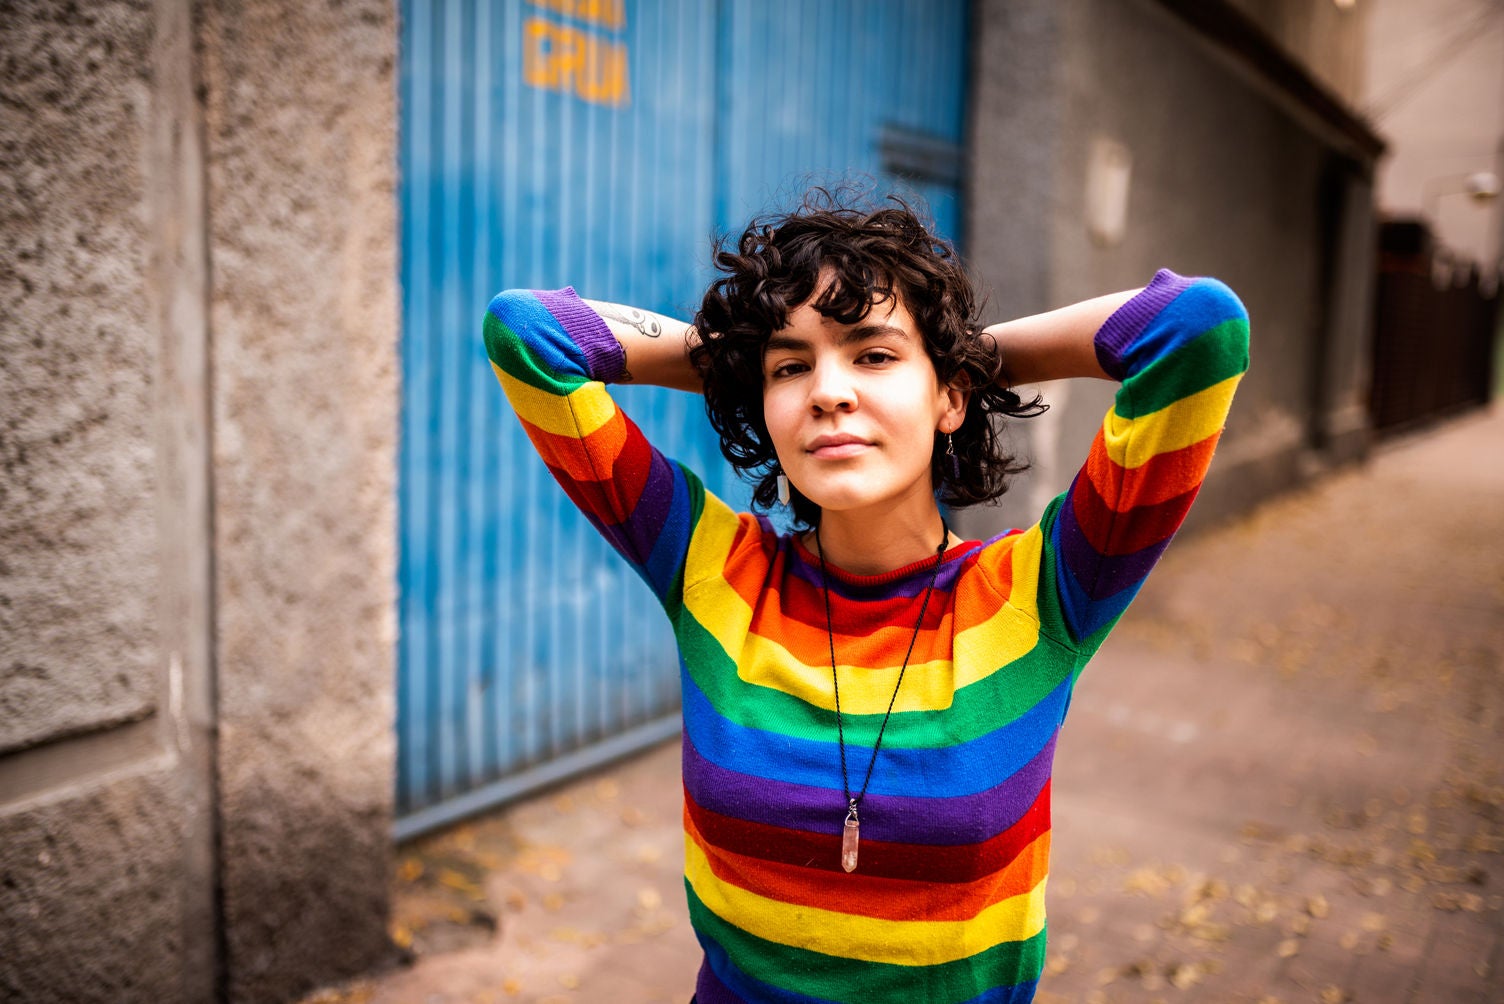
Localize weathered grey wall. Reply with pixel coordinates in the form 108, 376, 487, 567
0, 1, 212, 1000
0, 0, 400, 1000
196, 0, 400, 1000
961, 0, 1377, 540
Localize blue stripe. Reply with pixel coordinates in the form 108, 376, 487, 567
1051, 515, 1140, 641
1122, 278, 1246, 379
487, 291, 590, 380
679, 667, 1070, 798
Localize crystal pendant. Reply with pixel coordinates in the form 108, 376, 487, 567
841, 806, 860, 873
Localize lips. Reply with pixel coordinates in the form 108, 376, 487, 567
806, 433, 872, 459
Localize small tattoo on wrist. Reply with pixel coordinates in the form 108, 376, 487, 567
602, 305, 662, 339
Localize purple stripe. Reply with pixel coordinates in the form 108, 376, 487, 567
1055, 481, 1168, 600
783, 540, 980, 600
1094, 269, 1192, 380
534, 287, 626, 383
616, 446, 678, 554
681, 730, 1055, 846
556, 449, 673, 562
695, 960, 742, 1004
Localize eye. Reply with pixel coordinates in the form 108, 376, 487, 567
857, 349, 898, 365
768, 360, 808, 379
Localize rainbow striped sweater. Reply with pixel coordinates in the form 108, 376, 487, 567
482, 270, 1250, 1003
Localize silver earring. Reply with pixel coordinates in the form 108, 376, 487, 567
776, 471, 791, 506
945, 433, 960, 481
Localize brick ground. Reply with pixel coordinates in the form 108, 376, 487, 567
301, 405, 1504, 1004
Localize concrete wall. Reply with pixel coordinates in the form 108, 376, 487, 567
1, 2, 212, 999
961, 0, 1378, 540
0, 1, 400, 1001
198, 1, 400, 999
1225, 0, 1370, 107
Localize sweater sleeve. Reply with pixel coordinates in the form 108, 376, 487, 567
482, 286, 718, 613
1035, 269, 1251, 654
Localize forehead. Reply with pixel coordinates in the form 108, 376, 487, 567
775, 270, 919, 340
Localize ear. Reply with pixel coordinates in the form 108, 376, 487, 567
938, 377, 970, 434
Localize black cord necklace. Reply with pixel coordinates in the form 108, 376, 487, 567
815, 516, 949, 873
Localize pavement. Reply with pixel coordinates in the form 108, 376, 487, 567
300, 404, 1504, 1004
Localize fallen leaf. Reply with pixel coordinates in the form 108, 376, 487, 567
1168, 962, 1203, 989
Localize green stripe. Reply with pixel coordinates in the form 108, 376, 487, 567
1029, 495, 1073, 647
687, 882, 1046, 1003
482, 309, 590, 396
1113, 318, 1249, 419
671, 605, 1078, 750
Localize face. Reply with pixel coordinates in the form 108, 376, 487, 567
760, 276, 968, 520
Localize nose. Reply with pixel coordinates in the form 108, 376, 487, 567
807, 359, 857, 414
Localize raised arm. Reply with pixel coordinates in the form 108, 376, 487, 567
582, 299, 703, 393
982, 288, 1142, 385
1005, 271, 1251, 654
483, 288, 728, 610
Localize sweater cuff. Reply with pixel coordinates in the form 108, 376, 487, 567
535, 287, 628, 383
1094, 269, 1194, 381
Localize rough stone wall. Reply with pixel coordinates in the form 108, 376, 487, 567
196, 0, 400, 1000
1, 0, 160, 753
1, 0, 401, 1000
962, 0, 1377, 540
0, 2, 199, 1000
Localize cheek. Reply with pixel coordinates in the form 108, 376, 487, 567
761, 389, 798, 448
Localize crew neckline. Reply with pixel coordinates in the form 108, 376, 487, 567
790, 533, 977, 586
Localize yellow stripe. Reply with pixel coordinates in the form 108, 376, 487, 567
953, 600, 1044, 691
1005, 525, 1045, 624
682, 494, 746, 594
493, 362, 618, 439
685, 838, 1047, 965
735, 633, 955, 713
682, 530, 756, 645
1103, 375, 1239, 470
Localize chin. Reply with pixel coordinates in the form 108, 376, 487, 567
796, 484, 890, 514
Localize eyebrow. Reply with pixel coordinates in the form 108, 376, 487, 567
763, 323, 913, 354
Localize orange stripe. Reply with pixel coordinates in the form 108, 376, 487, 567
1082, 432, 1220, 513
748, 601, 958, 669
517, 411, 628, 483
684, 805, 1051, 922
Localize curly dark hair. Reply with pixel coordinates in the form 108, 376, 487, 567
691, 188, 1046, 528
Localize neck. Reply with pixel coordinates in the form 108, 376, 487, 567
809, 491, 951, 576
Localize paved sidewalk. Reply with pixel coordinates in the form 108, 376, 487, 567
304, 405, 1504, 1004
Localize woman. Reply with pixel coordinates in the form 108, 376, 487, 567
482, 193, 1249, 1003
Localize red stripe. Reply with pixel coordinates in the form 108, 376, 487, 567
1082, 433, 1220, 511
686, 806, 1050, 921
683, 780, 1052, 884
1071, 471, 1198, 556
519, 413, 652, 527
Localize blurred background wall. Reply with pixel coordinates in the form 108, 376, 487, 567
1365, 0, 1504, 273
962, 0, 1383, 540
1, 1, 1495, 1002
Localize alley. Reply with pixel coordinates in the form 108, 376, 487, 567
313, 405, 1504, 1004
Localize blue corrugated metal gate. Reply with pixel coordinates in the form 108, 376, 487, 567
396, 0, 969, 839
